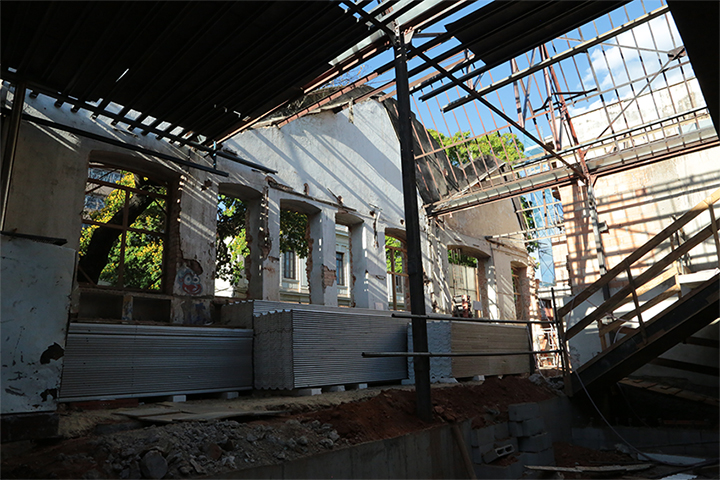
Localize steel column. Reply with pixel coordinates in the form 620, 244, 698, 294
1, 82, 26, 229
394, 30, 432, 422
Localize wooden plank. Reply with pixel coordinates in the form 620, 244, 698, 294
558, 188, 720, 318
113, 407, 182, 418
139, 409, 290, 423
566, 220, 720, 340
525, 464, 651, 474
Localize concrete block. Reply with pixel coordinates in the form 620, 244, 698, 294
165, 395, 186, 402
482, 448, 499, 464
293, 388, 322, 396
346, 383, 367, 390
494, 422, 509, 440
509, 421, 523, 438
495, 437, 518, 453
472, 444, 494, 464
495, 444, 515, 458
470, 425, 495, 447
218, 391, 239, 400
519, 433, 552, 453
522, 447, 555, 466
508, 402, 540, 422
471, 375, 485, 381
322, 385, 345, 393
520, 417, 546, 437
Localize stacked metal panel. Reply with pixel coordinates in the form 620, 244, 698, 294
451, 321, 531, 377
221, 300, 386, 328
407, 320, 531, 383
254, 309, 408, 389
59, 323, 253, 401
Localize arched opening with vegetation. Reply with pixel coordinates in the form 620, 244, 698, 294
447, 246, 490, 318
385, 229, 409, 311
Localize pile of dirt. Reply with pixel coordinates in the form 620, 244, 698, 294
300, 375, 557, 443
2, 375, 560, 479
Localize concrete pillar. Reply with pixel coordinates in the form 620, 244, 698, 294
260, 188, 281, 301
244, 194, 267, 300
351, 221, 387, 309
308, 206, 337, 306
486, 254, 500, 320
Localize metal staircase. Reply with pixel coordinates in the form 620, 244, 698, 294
555, 189, 720, 395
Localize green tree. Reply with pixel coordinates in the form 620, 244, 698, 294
79, 171, 166, 290
428, 130, 524, 167
216, 195, 249, 285
215, 197, 309, 285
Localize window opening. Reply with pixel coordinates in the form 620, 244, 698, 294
215, 194, 248, 297
336, 252, 345, 286
386, 236, 409, 311
512, 266, 525, 320
78, 163, 168, 291
448, 248, 480, 317
283, 251, 297, 280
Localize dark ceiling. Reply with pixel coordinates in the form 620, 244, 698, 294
1, 1, 371, 143
445, 0, 629, 67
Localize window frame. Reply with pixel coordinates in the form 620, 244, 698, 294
78, 163, 169, 292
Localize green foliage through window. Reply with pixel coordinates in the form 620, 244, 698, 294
447, 249, 478, 268
79, 168, 167, 290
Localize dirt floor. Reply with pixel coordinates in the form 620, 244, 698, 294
1, 374, 715, 479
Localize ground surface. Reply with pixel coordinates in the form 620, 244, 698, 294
2, 374, 714, 479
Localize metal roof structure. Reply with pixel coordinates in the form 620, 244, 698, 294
1, 2, 373, 143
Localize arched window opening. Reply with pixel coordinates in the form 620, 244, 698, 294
215, 194, 248, 298
78, 162, 168, 292
386, 235, 409, 311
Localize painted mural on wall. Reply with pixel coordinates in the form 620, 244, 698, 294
176, 259, 204, 296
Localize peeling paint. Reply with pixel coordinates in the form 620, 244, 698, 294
40, 388, 57, 402
39, 343, 64, 364
5, 386, 25, 396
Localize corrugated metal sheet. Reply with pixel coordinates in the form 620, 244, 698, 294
254, 309, 408, 390
59, 323, 253, 402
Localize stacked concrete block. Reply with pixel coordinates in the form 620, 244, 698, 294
509, 402, 556, 468
469, 423, 520, 479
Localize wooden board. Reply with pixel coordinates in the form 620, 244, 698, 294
450, 322, 531, 378
138, 409, 290, 424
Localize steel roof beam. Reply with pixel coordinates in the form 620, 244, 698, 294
441, 4, 670, 112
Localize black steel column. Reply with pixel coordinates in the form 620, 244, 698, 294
1, 82, 26, 229
393, 30, 432, 422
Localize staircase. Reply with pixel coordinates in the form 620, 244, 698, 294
555, 189, 720, 395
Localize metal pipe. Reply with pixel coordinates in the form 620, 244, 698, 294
363, 350, 562, 357
1, 82, 26, 229
6, 110, 229, 177
392, 312, 552, 325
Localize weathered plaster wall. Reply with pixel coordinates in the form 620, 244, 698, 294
224, 101, 405, 223
1, 237, 75, 414
3, 88, 220, 325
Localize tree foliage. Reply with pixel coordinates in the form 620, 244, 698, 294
428, 130, 524, 167
447, 249, 478, 268
215, 196, 309, 285
79, 171, 166, 290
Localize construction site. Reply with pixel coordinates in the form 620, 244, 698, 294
1, 1, 718, 479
